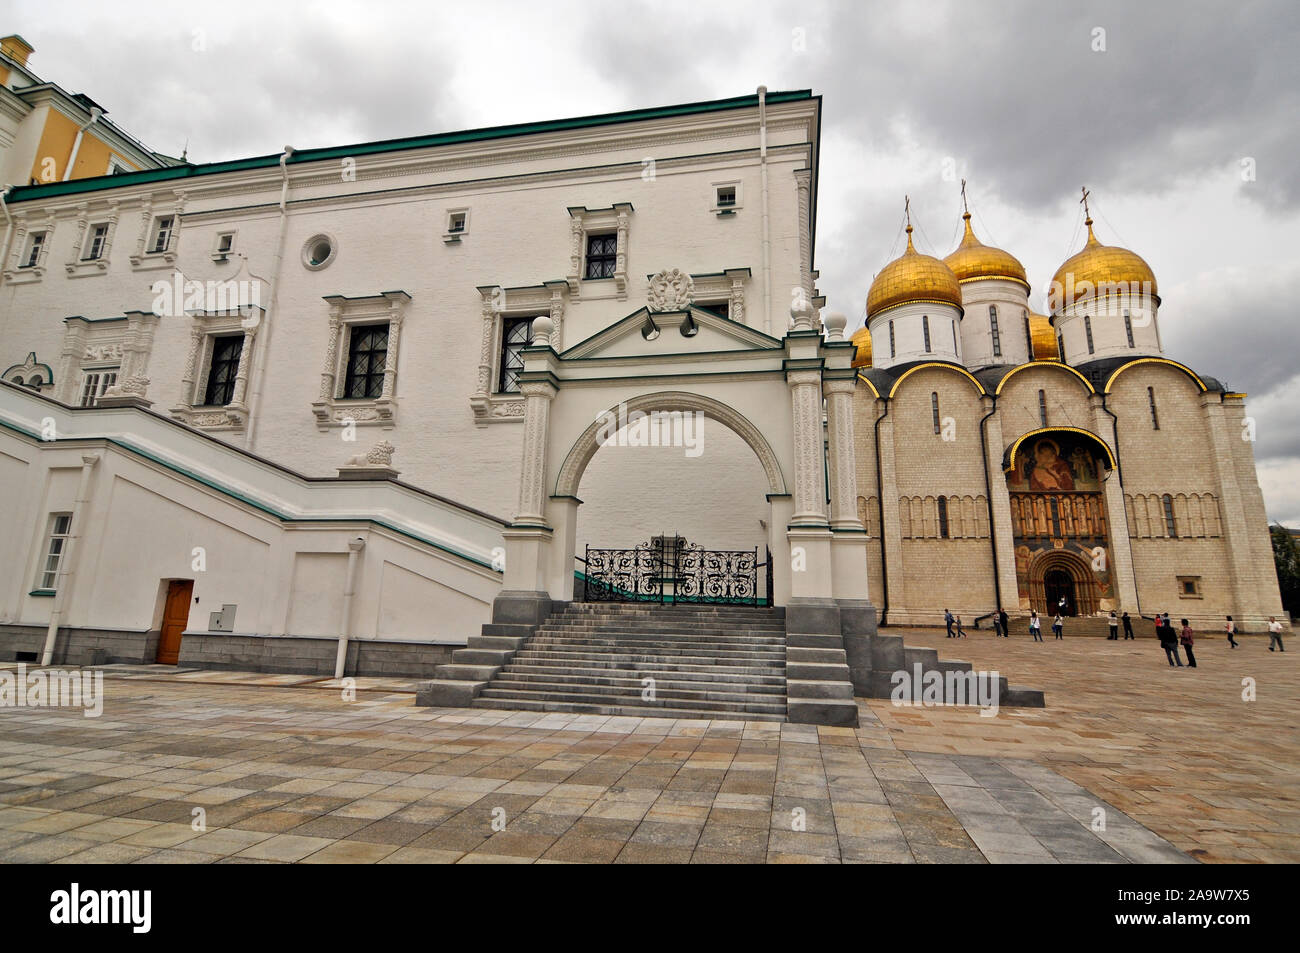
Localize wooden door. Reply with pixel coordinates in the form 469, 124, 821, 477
156, 580, 193, 665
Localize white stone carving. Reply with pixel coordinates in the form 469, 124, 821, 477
648, 268, 695, 312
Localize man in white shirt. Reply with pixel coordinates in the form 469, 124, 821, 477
1268, 617, 1285, 652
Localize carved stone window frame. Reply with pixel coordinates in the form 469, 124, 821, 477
56, 311, 160, 405
685, 268, 751, 324
129, 193, 186, 272
170, 308, 263, 432
65, 202, 120, 278
566, 203, 632, 299
471, 281, 567, 427
3, 212, 55, 285
311, 291, 410, 430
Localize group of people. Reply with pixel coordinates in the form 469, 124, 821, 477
944, 606, 1289, 665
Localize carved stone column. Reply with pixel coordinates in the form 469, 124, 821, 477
787, 367, 829, 526
230, 324, 257, 408
823, 378, 860, 531
515, 379, 556, 525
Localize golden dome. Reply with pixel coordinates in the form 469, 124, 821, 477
850, 326, 872, 368
1049, 218, 1158, 311
866, 226, 964, 319
1028, 312, 1059, 361
943, 213, 1029, 289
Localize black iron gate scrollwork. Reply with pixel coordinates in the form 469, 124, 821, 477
581, 535, 771, 606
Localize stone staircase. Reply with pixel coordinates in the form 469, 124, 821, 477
471, 604, 791, 721
415, 600, 1045, 724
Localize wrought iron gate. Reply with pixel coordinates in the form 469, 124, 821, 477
580, 535, 771, 606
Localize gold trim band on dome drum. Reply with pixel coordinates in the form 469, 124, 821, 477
869, 298, 966, 320
1103, 357, 1206, 394
956, 275, 1030, 289
1004, 425, 1116, 475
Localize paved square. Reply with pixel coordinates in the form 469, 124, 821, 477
0, 628, 1293, 863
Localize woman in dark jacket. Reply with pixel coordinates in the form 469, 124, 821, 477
1180, 619, 1197, 668
1160, 616, 1183, 667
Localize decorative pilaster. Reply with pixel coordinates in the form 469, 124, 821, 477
794, 169, 814, 303
1201, 392, 1260, 614
877, 404, 906, 615
823, 378, 861, 530
983, 401, 1021, 608
787, 367, 829, 525
1090, 395, 1138, 610
515, 379, 556, 526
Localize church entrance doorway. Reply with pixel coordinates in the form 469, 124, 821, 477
1029, 549, 1099, 617
1043, 569, 1076, 616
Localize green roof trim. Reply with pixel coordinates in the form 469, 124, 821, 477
6, 90, 814, 205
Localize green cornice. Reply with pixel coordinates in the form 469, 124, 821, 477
7, 90, 814, 205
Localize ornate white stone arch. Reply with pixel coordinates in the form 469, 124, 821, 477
553, 390, 787, 498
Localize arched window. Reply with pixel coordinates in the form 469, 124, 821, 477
1038, 389, 1048, 426
1162, 494, 1178, 537
1084, 315, 1095, 354
989, 305, 1001, 357
1124, 310, 1135, 347
937, 496, 950, 539
1147, 386, 1160, 430
922, 315, 931, 353
931, 392, 941, 434
889, 320, 896, 358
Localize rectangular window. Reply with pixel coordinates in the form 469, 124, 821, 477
83, 224, 109, 261
150, 216, 174, 254
695, 301, 728, 319
343, 324, 389, 400
1084, 315, 1095, 354
937, 496, 950, 539
1056, 332, 1064, 361
583, 233, 617, 279
1148, 386, 1160, 430
203, 335, 244, 406
36, 513, 72, 591
716, 185, 736, 208
1023, 310, 1031, 354
951, 320, 958, 354
1038, 389, 1048, 426
79, 369, 119, 407
498, 318, 534, 393
1177, 575, 1202, 597
1124, 310, 1135, 348
22, 231, 46, 268
216, 232, 234, 253
931, 392, 941, 434
447, 211, 467, 233
922, 315, 931, 353
1162, 494, 1178, 538
990, 306, 1001, 357
888, 320, 896, 359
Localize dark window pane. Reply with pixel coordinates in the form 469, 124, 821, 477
499, 318, 535, 393
203, 335, 244, 406
584, 233, 617, 279
343, 323, 389, 400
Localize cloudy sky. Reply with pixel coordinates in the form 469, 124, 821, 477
13, 0, 1299, 522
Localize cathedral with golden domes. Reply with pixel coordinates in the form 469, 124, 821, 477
848, 190, 1286, 630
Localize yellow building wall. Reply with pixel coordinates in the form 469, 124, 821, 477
29, 108, 139, 183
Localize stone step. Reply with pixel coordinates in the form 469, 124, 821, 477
468, 696, 787, 722
786, 661, 851, 681
478, 686, 788, 716
530, 637, 785, 655
488, 677, 786, 705
541, 621, 788, 635
785, 697, 858, 726
784, 679, 854, 700
494, 671, 786, 695
434, 663, 500, 681
506, 654, 785, 675
514, 645, 785, 665
533, 630, 787, 646
499, 662, 786, 687
785, 646, 847, 665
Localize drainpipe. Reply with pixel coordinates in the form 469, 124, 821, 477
0, 185, 13, 277
872, 396, 890, 625
978, 399, 1003, 613
41, 452, 102, 665
334, 536, 366, 679
758, 86, 772, 335
62, 107, 103, 181
1100, 393, 1142, 617
244, 145, 295, 451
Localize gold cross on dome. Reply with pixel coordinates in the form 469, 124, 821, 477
904, 195, 911, 228
961, 179, 969, 214
1080, 186, 1092, 220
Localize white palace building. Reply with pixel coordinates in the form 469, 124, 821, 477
0, 89, 1285, 725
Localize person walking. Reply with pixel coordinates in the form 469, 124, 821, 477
992, 610, 1003, 638
1108, 611, 1119, 640
1029, 611, 1042, 642
1122, 611, 1134, 640
1225, 615, 1238, 649
955, 615, 967, 638
1269, 617, 1285, 652
945, 609, 955, 638
1180, 619, 1197, 668
1052, 613, 1064, 639
998, 608, 1010, 638
1159, 615, 1183, 667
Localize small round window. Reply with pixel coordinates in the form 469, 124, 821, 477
302, 234, 337, 270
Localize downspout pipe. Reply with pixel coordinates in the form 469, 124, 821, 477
334, 536, 366, 680
0, 185, 14, 277
62, 107, 103, 181
244, 145, 295, 451
1100, 392, 1142, 617
873, 396, 890, 625
42, 452, 102, 665
758, 86, 772, 335
978, 398, 1003, 614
